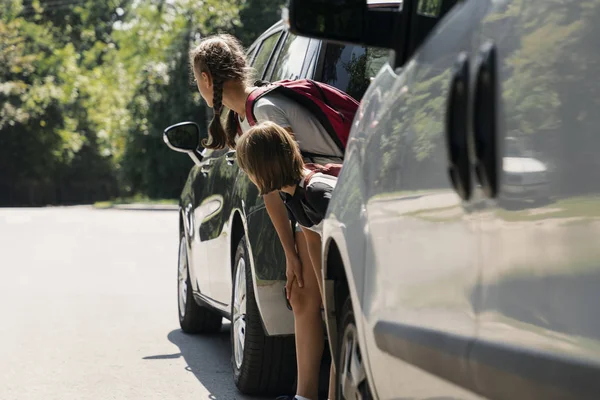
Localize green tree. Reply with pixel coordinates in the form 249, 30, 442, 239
0, 0, 128, 205
1, 0, 281, 204
116, 0, 240, 198
234, 0, 286, 47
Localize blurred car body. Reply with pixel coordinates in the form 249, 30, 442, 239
288, 0, 600, 398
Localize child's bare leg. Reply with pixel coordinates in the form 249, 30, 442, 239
303, 228, 336, 399
302, 228, 325, 297
289, 230, 324, 400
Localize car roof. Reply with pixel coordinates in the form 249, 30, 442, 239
248, 21, 285, 52
249, 1, 401, 50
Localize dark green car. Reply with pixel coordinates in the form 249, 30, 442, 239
162, 16, 391, 396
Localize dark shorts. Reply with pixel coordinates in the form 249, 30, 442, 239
289, 214, 302, 233
289, 154, 342, 234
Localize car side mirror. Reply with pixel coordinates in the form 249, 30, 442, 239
163, 121, 206, 166
285, 0, 402, 58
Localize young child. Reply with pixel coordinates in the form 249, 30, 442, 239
236, 121, 338, 298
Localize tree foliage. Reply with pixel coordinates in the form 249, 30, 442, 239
0, 0, 285, 205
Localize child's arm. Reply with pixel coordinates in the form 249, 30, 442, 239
263, 191, 304, 296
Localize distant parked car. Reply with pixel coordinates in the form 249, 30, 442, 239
162, 13, 392, 395
500, 136, 550, 205
289, 0, 600, 399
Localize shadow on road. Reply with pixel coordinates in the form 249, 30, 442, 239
144, 321, 264, 400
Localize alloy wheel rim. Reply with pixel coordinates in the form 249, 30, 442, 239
233, 258, 247, 369
339, 322, 367, 400
178, 238, 188, 319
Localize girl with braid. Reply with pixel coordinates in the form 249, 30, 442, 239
189, 34, 342, 400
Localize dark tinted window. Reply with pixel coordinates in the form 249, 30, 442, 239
321, 44, 389, 101
417, 0, 443, 17
271, 34, 311, 81
304, 40, 320, 78
246, 46, 258, 65
251, 33, 281, 79
265, 38, 283, 80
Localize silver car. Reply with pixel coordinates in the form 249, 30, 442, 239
289, 0, 600, 399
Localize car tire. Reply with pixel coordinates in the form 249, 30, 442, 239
336, 296, 373, 400
231, 237, 297, 395
178, 233, 223, 334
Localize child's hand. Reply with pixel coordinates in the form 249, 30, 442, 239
285, 252, 304, 299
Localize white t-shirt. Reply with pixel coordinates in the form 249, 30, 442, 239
237, 92, 344, 160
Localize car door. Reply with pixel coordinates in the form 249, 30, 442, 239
356, 1, 489, 398
468, 0, 600, 398
205, 29, 285, 307
188, 148, 224, 299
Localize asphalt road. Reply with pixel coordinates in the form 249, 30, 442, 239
0, 206, 257, 400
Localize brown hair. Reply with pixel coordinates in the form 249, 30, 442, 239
236, 122, 305, 195
189, 34, 252, 149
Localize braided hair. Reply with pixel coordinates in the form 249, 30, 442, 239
190, 34, 252, 149
212, 78, 224, 116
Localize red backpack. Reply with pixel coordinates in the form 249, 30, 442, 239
244, 79, 359, 153
302, 163, 342, 187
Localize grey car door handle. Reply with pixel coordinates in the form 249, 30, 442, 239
225, 151, 236, 165
473, 41, 499, 198
445, 52, 472, 201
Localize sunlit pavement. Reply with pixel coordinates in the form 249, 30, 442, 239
0, 206, 258, 400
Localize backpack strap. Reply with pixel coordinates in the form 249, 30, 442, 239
245, 83, 280, 127
303, 170, 319, 188
245, 90, 259, 126
301, 163, 325, 188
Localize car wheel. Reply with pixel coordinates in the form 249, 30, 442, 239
336, 296, 373, 400
231, 237, 297, 395
178, 232, 223, 334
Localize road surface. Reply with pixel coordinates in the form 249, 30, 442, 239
0, 206, 257, 400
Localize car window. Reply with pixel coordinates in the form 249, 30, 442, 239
251, 32, 282, 80
304, 39, 320, 78
320, 43, 389, 101
271, 34, 312, 81
246, 46, 258, 65
264, 34, 286, 81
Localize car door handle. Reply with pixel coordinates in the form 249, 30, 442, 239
473, 41, 499, 198
225, 151, 236, 165
445, 52, 472, 201
200, 159, 214, 174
